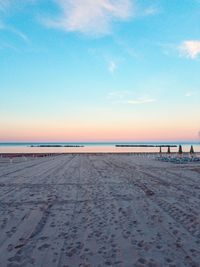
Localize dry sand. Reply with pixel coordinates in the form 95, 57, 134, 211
0, 154, 200, 267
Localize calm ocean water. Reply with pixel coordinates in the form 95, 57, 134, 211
0, 142, 200, 153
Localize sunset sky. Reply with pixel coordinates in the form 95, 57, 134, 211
0, 0, 200, 142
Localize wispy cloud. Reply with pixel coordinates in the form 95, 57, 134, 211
107, 91, 157, 105
133, 2, 160, 18
108, 60, 117, 73
161, 41, 200, 59
146, 7, 158, 15
107, 90, 133, 100
0, 0, 10, 12
0, 22, 29, 43
179, 40, 200, 59
185, 91, 196, 97
43, 0, 134, 36
0, 0, 37, 18
10, 27, 29, 43
0, 0, 31, 44
0, 0, 36, 11
0, 41, 19, 52
142, 6, 159, 16
1, 0, 158, 38
127, 98, 156, 105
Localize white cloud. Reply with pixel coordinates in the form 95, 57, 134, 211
143, 6, 159, 16
185, 91, 196, 97
179, 40, 200, 59
1, 0, 158, 37
107, 91, 157, 105
108, 60, 117, 73
107, 90, 133, 100
44, 0, 134, 36
127, 98, 156, 105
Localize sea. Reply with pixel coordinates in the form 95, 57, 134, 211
0, 142, 200, 153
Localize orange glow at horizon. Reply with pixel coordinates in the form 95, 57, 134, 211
0, 120, 198, 142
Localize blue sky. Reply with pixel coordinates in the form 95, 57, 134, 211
0, 0, 200, 142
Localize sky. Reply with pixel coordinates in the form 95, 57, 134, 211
0, 0, 200, 142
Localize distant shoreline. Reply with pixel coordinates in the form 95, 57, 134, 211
116, 145, 177, 147
30, 145, 84, 148
0, 143, 199, 154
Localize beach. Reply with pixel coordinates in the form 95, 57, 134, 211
0, 153, 200, 267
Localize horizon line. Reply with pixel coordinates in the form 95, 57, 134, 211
0, 140, 199, 144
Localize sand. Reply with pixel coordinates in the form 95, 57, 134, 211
0, 153, 200, 267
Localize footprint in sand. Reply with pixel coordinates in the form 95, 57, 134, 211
38, 243, 50, 251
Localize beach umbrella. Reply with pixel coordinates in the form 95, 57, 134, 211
190, 145, 194, 154
178, 145, 183, 154
167, 146, 171, 154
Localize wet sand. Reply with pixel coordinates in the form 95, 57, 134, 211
0, 154, 200, 267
